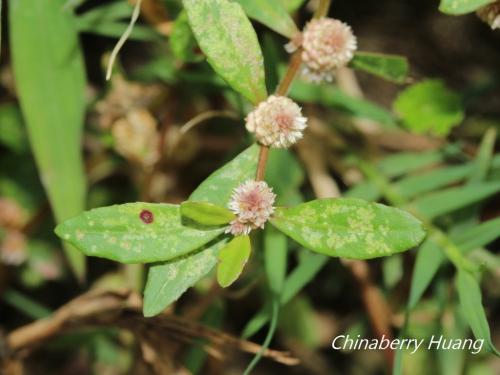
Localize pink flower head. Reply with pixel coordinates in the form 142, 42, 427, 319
300, 17, 357, 82
246, 95, 307, 148
226, 180, 276, 236
477, 2, 500, 29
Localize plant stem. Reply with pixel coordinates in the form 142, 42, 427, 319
275, 50, 303, 96
255, 145, 270, 181
315, 0, 331, 18
254, 0, 332, 181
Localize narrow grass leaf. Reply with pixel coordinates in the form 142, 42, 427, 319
264, 226, 287, 294
10, 0, 87, 279
236, 0, 298, 38
408, 217, 500, 309
350, 52, 409, 83
456, 270, 500, 356
242, 252, 328, 338
409, 182, 500, 219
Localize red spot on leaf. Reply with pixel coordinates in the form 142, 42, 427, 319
140, 210, 154, 224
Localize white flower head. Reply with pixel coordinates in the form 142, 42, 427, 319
477, 2, 500, 29
246, 95, 307, 148
226, 180, 276, 236
300, 17, 357, 83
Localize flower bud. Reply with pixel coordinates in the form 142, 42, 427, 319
246, 95, 307, 148
226, 180, 276, 236
300, 17, 357, 82
477, 2, 500, 29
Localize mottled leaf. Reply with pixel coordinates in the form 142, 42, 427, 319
189, 144, 259, 206
271, 198, 426, 259
55, 203, 224, 264
394, 79, 464, 136
181, 201, 235, 225
10, 0, 87, 280
143, 239, 227, 317
350, 52, 409, 83
217, 235, 251, 287
439, 0, 495, 15
183, 0, 267, 103
236, 0, 298, 38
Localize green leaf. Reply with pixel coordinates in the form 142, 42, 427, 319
271, 198, 426, 259
183, 0, 267, 104
235, 0, 298, 38
0, 104, 28, 153
350, 52, 409, 83
395, 164, 472, 200
77, 1, 134, 24
142, 145, 259, 316
217, 235, 251, 287
10, 0, 87, 280
266, 148, 304, 205
143, 239, 227, 317
468, 127, 496, 184
189, 144, 259, 206
181, 201, 235, 225
378, 149, 448, 178
77, 22, 159, 41
394, 79, 464, 136
456, 270, 500, 356
55, 203, 224, 264
264, 225, 287, 294
382, 255, 403, 289
290, 79, 396, 127
242, 251, 327, 338
439, 0, 495, 15
408, 217, 500, 309
280, 0, 306, 12
409, 182, 500, 219
170, 11, 203, 63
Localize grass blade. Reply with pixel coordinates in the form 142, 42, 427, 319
10, 0, 87, 280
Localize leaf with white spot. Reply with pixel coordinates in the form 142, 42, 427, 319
55, 203, 224, 264
141, 145, 259, 316
217, 235, 251, 287
189, 144, 259, 206
183, 0, 267, 104
270, 198, 426, 259
143, 239, 227, 317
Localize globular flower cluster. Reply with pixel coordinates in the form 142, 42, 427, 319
288, 17, 357, 83
226, 180, 276, 236
477, 1, 500, 30
246, 95, 307, 148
